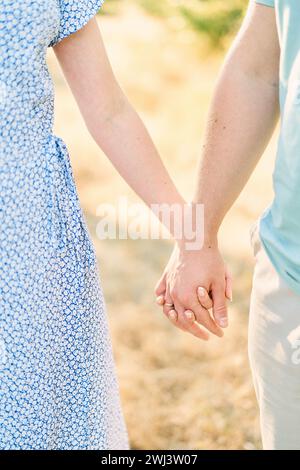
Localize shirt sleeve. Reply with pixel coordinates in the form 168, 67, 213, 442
50, 0, 105, 47
255, 0, 274, 6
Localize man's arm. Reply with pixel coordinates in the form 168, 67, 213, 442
156, 2, 280, 338
195, 1, 279, 241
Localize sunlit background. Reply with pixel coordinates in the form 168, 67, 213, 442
48, 0, 278, 449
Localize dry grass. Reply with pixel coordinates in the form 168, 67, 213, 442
48, 3, 278, 449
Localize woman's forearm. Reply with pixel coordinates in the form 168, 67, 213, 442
54, 19, 185, 239
88, 93, 184, 212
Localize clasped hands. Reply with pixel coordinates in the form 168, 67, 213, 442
155, 242, 232, 340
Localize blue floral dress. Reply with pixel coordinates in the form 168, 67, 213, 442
0, 0, 129, 450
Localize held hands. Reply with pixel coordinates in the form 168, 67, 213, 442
155, 243, 232, 340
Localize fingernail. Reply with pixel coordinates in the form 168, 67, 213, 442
219, 317, 228, 328
185, 310, 194, 321
169, 310, 177, 321
198, 287, 205, 297
156, 295, 164, 305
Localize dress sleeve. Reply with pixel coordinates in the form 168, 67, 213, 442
255, 0, 274, 6
50, 0, 105, 47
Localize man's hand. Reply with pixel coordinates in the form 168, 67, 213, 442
154, 3, 278, 341
155, 244, 232, 340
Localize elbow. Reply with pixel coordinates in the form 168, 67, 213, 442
85, 88, 129, 140
99, 87, 129, 125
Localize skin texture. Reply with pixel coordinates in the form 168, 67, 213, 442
53, 19, 185, 238
155, 2, 280, 338
53, 4, 280, 341
53, 17, 220, 340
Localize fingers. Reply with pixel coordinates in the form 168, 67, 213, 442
161, 286, 223, 339
163, 289, 177, 321
173, 294, 215, 340
190, 303, 224, 337
164, 292, 207, 339
163, 302, 173, 318
196, 287, 223, 337
211, 283, 228, 328
155, 273, 166, 298
168, 309, 178, 323
165, 302, 220, 340
180, 310, 210, 340
197, 286, 213, 310
155, 273, 167, 306
166, 306, 187, 334
171, 310, 209, 341
156, 295, 165, 306
167, 304, 218, 341
163, 288, 173, 309
156, 280, 230, 339
225, 269, 233, 302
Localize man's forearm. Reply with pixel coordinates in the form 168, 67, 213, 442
194, 3, 280, 246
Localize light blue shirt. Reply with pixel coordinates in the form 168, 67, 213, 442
255, 0, 300, 293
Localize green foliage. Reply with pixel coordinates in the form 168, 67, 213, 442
136, 0, 169, 17
180, 1, 247, 46
105, 0, 248, 48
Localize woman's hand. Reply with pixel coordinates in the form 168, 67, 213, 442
155, 243, 232, 340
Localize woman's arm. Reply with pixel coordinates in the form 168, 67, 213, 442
53, 18, 222, 341
53, 18, 184, 235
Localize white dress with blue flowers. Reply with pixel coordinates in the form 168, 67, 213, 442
0, 0, 129, 450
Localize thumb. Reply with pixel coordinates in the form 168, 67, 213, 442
225, 268, 233, 302
212, 283, 228, 328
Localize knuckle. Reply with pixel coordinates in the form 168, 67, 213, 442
167, 315, 176, 325
181, 294, 192, 305
185, 312, 195, 323
214, 304, 227, 315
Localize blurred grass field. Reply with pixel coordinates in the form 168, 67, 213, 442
48, 0, 278, 449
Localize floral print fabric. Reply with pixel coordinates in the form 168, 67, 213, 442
0, 0, 128, 450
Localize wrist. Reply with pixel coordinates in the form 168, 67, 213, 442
176, 231, 219, 252
175, 211, 219, 251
